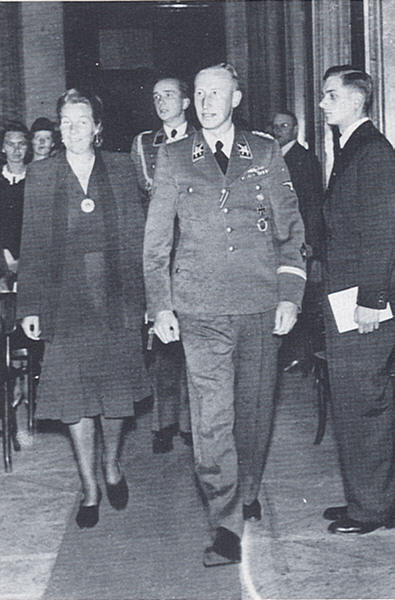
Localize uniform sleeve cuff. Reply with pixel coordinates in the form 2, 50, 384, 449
278, 272, 306, 308
357, 288, 389, 309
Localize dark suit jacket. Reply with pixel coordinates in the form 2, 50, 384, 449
16, 151, 146, 339
144, 128, 306, 317
283, 142, 323, 258
323, 120, 395, 310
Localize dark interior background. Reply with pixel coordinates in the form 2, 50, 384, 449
63, 1, 226, 151
63, 0, 365, 153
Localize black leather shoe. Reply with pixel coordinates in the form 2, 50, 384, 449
105, 475, 129, 510
243, 499, 262, 521
203, 527, 241, 567
180, 431, 193, 447
152, 426, 174, 454
328, 517, 384, 535
323, 505, 348, 521
76, 487, 102, 529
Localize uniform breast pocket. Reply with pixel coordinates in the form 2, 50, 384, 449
177, 185, 213, 221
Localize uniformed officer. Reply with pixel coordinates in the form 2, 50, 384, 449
131, 77, 194, 453
272, 110, 324, 372
144, 63, 306, 566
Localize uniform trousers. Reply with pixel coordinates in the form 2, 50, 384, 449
324, 300, 395, 523
179, 310, 279, 538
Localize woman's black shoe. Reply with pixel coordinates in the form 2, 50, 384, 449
105, 475, 129, 510
76, 487, 102, 529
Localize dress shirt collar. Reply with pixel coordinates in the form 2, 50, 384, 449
339, 117, 370, 148
202, 124, 235, 158
281, 139, 297, 156
163, 121, 188, 142
2, 164, 26, 185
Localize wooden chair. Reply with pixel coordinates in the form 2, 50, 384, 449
0, 292, 39, 472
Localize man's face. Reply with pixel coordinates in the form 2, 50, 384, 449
272, 113, 297, 147
2, 131, 28, 165
319, 75, 362, 132
152, 79, 188, 125
194, 68, 242, 132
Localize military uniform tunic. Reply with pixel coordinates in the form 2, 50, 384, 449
144, 128, 306, 536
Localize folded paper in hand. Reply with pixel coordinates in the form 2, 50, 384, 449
328, 286, 393, 333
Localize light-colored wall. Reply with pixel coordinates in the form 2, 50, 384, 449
312, 0, 352, 183
20, 2, 66, 128
382, 0, 395, 146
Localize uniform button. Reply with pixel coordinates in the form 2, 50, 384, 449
226, 226, 233, 233
223, 207, 229, 214
256, 193, 264, 201
228, 245, 235, 252
187, 186, 193, 193
255, 184, 261, 190
152, 164, 155, 169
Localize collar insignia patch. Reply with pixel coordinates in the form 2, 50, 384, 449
153, 133, 165, 146
237, 141, 252, 159
192, 143, 205, 162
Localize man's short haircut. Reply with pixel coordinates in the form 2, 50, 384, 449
323, 65, 373, 113
153, 77, 190, 100
196, 63, 240, 91
273, 109, 297, 128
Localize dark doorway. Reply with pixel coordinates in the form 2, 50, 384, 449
63, 1, 226, 151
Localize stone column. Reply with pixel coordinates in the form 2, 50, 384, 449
0, 3, 24, 121
311, 0, 352, 181
365, 0, 395, 147
224, 0, 250, 125
284, 0, 308, 144
382, 0, 395, 146
20, 2, 66, 127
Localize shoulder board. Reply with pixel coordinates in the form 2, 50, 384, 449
252, 130, 274, 140
138, 130, 153, 140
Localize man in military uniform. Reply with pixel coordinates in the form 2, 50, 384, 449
144, 63, 306, 565
319, 66, 395, 534
131, 77, 194, 453
272, 110, 324, 371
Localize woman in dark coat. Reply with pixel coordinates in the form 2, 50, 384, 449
17, 89, 150, 528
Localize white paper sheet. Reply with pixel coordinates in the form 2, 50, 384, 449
328, 286, 393, 333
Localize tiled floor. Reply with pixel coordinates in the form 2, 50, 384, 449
1, 370, 395, 600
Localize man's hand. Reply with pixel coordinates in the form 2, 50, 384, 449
154, 310, 180, 344
21, 315, 41, 340
354, 305, 380, 334
273, 301, 298, 336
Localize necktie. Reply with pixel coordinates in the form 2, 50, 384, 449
214, 140, 228, 174
170, 129, 177, 139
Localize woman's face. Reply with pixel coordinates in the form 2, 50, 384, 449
2, 131, 28, 166
60, 102, 99, 155
32, 130, 54, 160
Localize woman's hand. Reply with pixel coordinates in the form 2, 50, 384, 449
21, 315, 41, 340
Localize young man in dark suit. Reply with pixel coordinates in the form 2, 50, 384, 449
144, 63, 306, 565
320, 65, 395, 534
